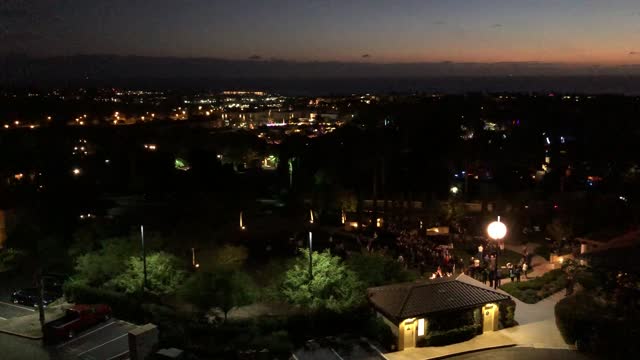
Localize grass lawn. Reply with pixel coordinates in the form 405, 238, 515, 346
500, 269, 566, 304
497, 249, 524, 268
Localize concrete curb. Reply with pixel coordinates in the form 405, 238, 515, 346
0, 327, 43, 340
425, 344, 517, 360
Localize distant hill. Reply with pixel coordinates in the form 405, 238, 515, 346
2, 54, 640, 94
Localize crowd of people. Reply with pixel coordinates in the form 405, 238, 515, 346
289, 217, 538, 286
466, 245, 533, 287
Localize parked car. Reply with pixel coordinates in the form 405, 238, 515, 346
44, 304, 112, 342
11, 288, 59, 307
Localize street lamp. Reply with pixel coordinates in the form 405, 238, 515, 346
450, 186, 459, 195
191, 247, 200, 269
487, 216, 507, 289
308, 231, 313, 279
140, 225, 148, 292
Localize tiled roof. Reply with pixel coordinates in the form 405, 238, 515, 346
367, 274, 510, 323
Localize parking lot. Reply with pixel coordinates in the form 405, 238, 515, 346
293, 337, 387, 360
0, 301, 35, 320
52, 319, 136, 360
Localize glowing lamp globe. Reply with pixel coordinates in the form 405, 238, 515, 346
487, 221, 507, 240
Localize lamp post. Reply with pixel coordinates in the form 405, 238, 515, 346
487, 216, 507, 289
191, 247, 200, 269
308, 231, 313, 279
141, 225, 148, 292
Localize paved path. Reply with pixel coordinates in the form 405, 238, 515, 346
294, 337, 386, 360
496, 241, 556, 285
52, 319, 136, 360
386, 333, 515, 360
446, 347, 592, 360
0, 301, 35, 320
0, 331, 53, 360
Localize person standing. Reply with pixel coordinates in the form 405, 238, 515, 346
508, 263, 515, 283
482, 266, 488, 285
565, 272, 575, 296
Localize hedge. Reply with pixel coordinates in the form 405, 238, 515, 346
499, 298, 517, 328
500, 269, 566, 303
555, 293, 640, 357
63, 281, 145, 323
417, 324, 481, 347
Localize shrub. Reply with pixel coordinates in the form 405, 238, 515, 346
362, 317, 395, 350
500, 269, 566, 303
555, 293, 640, 357
0, 248, 27, 272
347, 252, 417, 287
499, 298, 517, 328
418, 324, 481, 347
63, 281, 145, 323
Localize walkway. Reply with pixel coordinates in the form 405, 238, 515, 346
503, 241, 555, 278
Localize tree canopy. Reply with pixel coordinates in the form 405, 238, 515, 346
346, 252, 416, 288
281, 249, 364, 312
73, 238, 187, 296
180, 269, 255, 320
111, 252, 187, 296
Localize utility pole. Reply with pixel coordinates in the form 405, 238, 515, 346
308, 231, 313, 279
141, 225, 147, 292
37, 271, 45, 331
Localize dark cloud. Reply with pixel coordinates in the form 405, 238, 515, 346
361, 54, 371, 58
248, 55, 262, 60
0, 9, 29, 19
434, 20, 445, 25
630, 51, 639, 55
0, 30, 41, 42
491, 24, 503, 28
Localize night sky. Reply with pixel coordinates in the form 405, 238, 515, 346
2, 0, 640, 64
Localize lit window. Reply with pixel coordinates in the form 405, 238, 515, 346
418, 319, 425, 336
